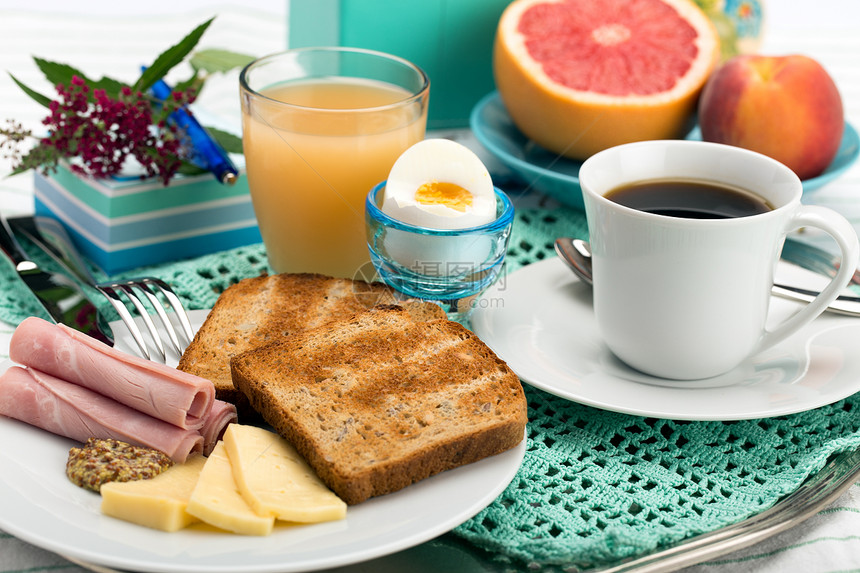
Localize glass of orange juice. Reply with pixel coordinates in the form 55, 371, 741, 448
239, 48, 430, 278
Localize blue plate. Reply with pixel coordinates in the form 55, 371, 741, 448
470, 91, 860, 209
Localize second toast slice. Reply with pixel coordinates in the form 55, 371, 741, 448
230, 305, 527, 504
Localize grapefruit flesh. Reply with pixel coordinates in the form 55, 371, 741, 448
494, 0, 720, 160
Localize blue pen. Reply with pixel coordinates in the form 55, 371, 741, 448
149, 76, 239, 185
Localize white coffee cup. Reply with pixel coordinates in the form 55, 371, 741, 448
579, 140, 860, 380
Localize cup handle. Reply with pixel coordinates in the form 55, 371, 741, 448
757, 205, 860, 353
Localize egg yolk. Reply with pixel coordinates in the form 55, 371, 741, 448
414, 181, 473, 212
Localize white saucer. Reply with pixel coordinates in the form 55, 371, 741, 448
471, 257, 860, 421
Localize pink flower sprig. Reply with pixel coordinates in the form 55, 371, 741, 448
1, 18, 251, 186
12, 76, 198, 185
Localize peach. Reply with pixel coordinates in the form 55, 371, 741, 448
698, 54, 844, 180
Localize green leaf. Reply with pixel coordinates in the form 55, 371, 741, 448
190, 49, 255, 74
134, 17, 215, 94
89, 75, 128, 99
33, 57, 89, 88
9, 164, 34, 177
171, 72, 205, 97
8, 73, 52, 108
33, 58, 128, 99
176, 160, 208, 176
206, 126, 243, 154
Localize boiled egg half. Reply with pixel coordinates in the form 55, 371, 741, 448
381, 139, 496, 229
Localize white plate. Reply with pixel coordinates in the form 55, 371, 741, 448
471, 258, 860, 421
0, 310, 525, 573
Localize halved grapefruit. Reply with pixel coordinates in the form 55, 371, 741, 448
494, 0, 721, 160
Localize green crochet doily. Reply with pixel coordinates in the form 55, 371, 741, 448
2, 204, 859, 571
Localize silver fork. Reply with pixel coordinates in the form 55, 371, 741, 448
95, 277, 194, 362
11, 216, 194, 362
592, 445, 860, 572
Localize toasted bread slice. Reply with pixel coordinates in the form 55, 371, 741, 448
230, 305, 528, 505
177, 273, 425, 408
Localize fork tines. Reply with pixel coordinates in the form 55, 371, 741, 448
97, 277, 194, 362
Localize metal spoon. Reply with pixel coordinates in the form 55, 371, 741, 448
554, 237, 860, 317
554, 237, 595, 286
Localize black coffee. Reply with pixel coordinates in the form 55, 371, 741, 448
605, 179, 773, 219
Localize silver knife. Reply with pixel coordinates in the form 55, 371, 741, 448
594, 446, 860, 572
782, 236, 860, 287
775, 237, 860, 316
0, 213, 113, 345
771, 283, 860, 316
9, 215, 99, 287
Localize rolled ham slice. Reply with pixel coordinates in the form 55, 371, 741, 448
0, 365, 202, 462
10, 317, 214, 430
200, 400, 237, 456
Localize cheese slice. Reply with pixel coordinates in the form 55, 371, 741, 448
223, 424, 347, 523
100, 455, 206, 532
186, 442, 274, 536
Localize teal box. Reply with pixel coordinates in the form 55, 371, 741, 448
32, 163, 262, 275
288, 0, 510, 130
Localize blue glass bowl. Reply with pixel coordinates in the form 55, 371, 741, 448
365, 181, 515, 319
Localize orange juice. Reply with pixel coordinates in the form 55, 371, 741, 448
242, 77, 428, 278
